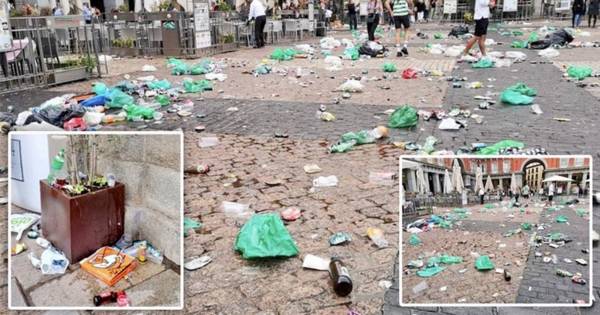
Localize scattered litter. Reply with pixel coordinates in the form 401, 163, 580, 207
329, 232, 352, 245
367, 227, 388, 248
184, 255, 212, 270
234, 213, 298, 259
281, 207, 302, 221
303, 164, 322, 174
303, 254, 330, 271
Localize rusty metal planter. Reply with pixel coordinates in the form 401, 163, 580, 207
40, 180, 125, 263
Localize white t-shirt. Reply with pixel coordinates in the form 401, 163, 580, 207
548, 184, 555, 196
474, 0, 491, 20
248, 0, 267, 20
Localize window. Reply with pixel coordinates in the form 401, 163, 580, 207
560, 158, 569, 168
503, 160, 510, 173
575, 157, 584, 167
491, 162, 498, 174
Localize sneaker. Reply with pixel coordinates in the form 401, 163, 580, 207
401, 47, 409, 56
396, 50, 403, 57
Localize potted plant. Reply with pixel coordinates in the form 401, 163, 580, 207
111, 38, 138, 57
40, 135, 125, 263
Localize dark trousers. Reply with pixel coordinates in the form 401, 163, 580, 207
255, 15, 266, 47
589, 14, 598, 27
480, 195, 484, 204
367, 14, 379, 41
348, 13, 357, 30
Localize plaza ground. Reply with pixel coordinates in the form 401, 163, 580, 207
0, 19, 599, 314
402, 199, 591, 304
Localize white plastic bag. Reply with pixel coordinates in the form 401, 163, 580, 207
444, 46, 464, 57
205, 73, 227, 81
83, 112, 105, 126
320, 37, 341, 49
538, 48, 559, 58
40, 247, 69, 275
505, 51, 527, 61
142, 64, 157, 72
324, 55, 343, 71
337, 79, 364, 92
295, 44, 315, 54
313, 175, 339, 187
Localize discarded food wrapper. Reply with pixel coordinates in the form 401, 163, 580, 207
303, 254, 330, 271
198, 137, 220, 148
10, 213, 40, 241
141, 65, 157, 72
329, 232, 352, 245
184, 255, 212, 270
337, 79, 364, 92
304, 164, 322, 174
367, 227, 388, 248
531, 104, 543, 115
313, 175, 338, 187
11, 243, 27, 255
222, 201, 252, 217
36, 237, 50, 248
281, 207, 302, 221
438, 118, 462, 130
184, 217, 202, 237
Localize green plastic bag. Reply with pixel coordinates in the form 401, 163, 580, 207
234, 213, 299, 259
512, 30, 524, 36
549, 232, 566, 241
555, 215, 568, 223
521, 223, 532, 230
475, 255, 494, 271
106, 89, 134, 108
427, 255, 462, 266
476, 140, 525, 155
329, 141, 356, 153
388, 105, 418, 128
472, 58, 495, 68
147, 79, 172, 90
382, 62, 397, 72
576, 208, 587, 217
270, 48, 296, 61
340, 130, 374, 145
506, 82, 537, 96
500, 89, 534, 105
434, 33, 443, 39
171, 63, 189, 75
167, 57, 185, 67
190, 64, 209, 75
567, 65, 593, 80
416, 265, 445, 277
156, 94, 170, 106
92, 82, 108, 95
453, 208, 467, 214
484, 204, 495, 209
123, 104, 155, 120
184, 217, 201, 237
183, 79, 213, 93
527, 32, 539, 43
439, 220, 452, 229
511, 40, 528, 48
409, 234, 421, 246
344, 47, 359, 60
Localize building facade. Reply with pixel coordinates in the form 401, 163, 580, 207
402, 157, 590, 195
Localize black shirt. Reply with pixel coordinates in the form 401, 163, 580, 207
347, 3, 356, 14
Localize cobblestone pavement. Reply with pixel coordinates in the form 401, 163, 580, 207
515, 200, 592, 304
0, 20, 599, 314
401, 201, 591, 304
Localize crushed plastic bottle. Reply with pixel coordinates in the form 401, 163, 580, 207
367, 227, 388, 248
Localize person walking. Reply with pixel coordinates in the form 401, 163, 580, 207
547, 183, 555, 206
479, 187, 485, 205
588, 0, 599, 27
462, 0, 495, 58
385, 0, 413, 56
573, 0, 586, 28
366, 0, 383, 41
514, 186, 520, 203
522, 184, 530, 199
247, 0, 267, 48
348, 0, 358, 30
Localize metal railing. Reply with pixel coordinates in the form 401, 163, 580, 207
1, 16, 105, 94
439, 0, 535, 24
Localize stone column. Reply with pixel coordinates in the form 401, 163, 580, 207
567, 173, 572, 194
433, 173, 441, 194
407, 170, 417, 192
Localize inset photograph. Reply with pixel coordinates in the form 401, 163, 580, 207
401, 156, 592, 306
9, 132, 183, 309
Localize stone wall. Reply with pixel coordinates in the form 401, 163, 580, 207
95, 133, 182, 264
